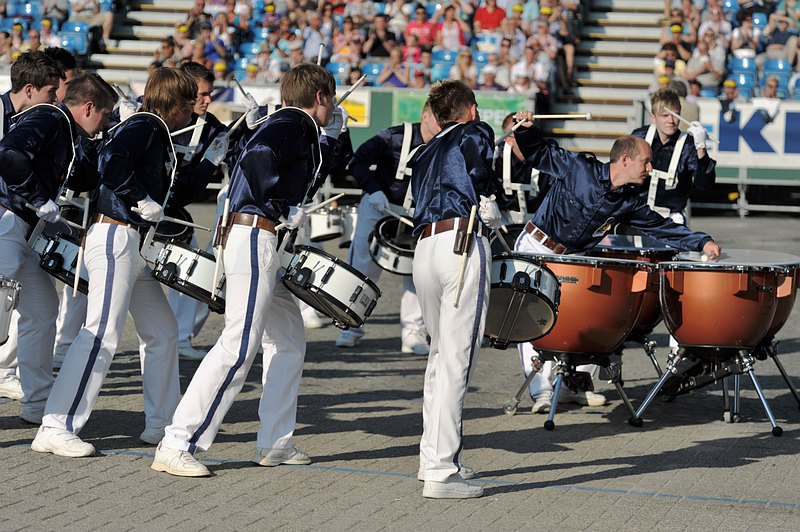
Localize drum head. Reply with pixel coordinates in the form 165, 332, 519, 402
41, 205, 83, 240
156, 207, 193, 242
676, 248, 800, 268
377, 217, 416, 251
489, 224, 524, 256
592, 234, 677, 259
485, 289, 556, 344
520, 252, 652, 269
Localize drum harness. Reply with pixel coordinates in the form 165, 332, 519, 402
644, 124, 688, 219
500, 141, 539, 224
172, 113, 207, 166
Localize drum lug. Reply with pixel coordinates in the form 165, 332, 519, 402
777, 273, 793, 298
511, 271, 531, 292
631, 269, 649, 293
156, 262, 178, 284
42, 252, 64, 274
349, 285, 362, 303
590, 267, 603, 288
729, 271, 749, 294
365, 298, 377, 318
291, 267, 314, 290
322, 266, 334, 284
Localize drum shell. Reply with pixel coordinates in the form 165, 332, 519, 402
308, 208, 343, 242
658, 264, 779, 349
763, 266, 798, 340
532, 257, 650, 354
339, 205, 358, 248
40, 234, 89, 294
0, 276, 21, 346
368, 217, 415, 276
152, 242, 226, 313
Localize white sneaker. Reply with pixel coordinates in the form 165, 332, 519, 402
532, 390, 553, 414
52, 352, 66, 369
417, 465, 475, 481
401, 331, 429, 355
0, 377, 23, 400
139, 427, 165, 445
335, 329, 363, 348
151, 443, 210, 477
251, 445, 311, 467
302, 309, 326, 329
31, 426, 95, 457
20, 406, 43, 425
422, 474, 484, 499
558, 387, 607, 407
178, 345, 207, 360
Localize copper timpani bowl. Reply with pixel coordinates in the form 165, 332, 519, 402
528, 254, 652, 355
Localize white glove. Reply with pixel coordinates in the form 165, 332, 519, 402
119, 97, 139, 121
244, 93, 261, 130
367, 191, 389, 213
203, 135, 229, 166
688, 121, 707, 150
321, 106, 344, 140
339, 105, 350, 134
36, 199, 61, 223
283, 205, 307, 229
479, 194, 502, 229
136, 196, 164, 223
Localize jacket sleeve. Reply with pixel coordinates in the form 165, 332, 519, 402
626, 200, 713, 251
514, 125, 577, 184
97, 123, 152, 205
460, 122, 498, 198
350, 128, 392, 195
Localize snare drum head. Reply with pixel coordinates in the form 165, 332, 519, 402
489, 224, 525, 256
41, 205, 83, 240
675, 248, 800, 268
376, 217, 416, 250
156, 207, 193, 242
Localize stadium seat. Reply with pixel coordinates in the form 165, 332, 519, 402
722, 0, 738, 18
763, 58, 792, 75
728, 56, 756, 75
98, 0, 112, 13
374, 2, 386, 15
472, 50, 489, 67
473, 33, 501, 53
361, 61, 385, 85
791, 75, 800, 99
759, 73, 789, 98
733, 72, 756, 97
752, 12, 768, 30
252, 0, 265, 16
700, 87, 719, 98
431, 49, 458, 65
60, 21, 90, 56
253, 26, 270, 42
239, 41, 262, 57
430, 63, 451, 82
325, 61, 351, 83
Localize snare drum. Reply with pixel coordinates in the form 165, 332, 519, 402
339, 205, 358, 249
368, 216, 416, 276
488, 224, 525, 256
485, 253, 560, 349
152, 241, 226, 314
530, 254, 652, 355
39, 234, 89, 294
282, 246, 381, 329
662, 249, 791, 349
29, 205, 83, 255
0, 276, 21, 345
589, 235, 678, 340
141, 208, 194, 265
308, 207, 343, 242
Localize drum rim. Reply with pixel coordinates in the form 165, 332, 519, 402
293, 245, 383, 295
521, 252, 653, 269
283, 281, 365, 328
590, 246, 678, 256
374, 217, 415, 253
484, 285, 559, 343
657, 261, 786, 272
161, 278, 225, 314
157, 240, 217, 262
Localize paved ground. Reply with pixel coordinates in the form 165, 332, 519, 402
2, 206, 800, 531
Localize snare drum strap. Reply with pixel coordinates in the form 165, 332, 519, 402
401, 144, 425, 213
394, 122, 413, 181
645, 124, 687, 215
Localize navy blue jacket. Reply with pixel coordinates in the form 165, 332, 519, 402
169, 111, 227, 208
494, 145, 551, 213
0, 103, 77, 226
94, 112, 175, 227
0, 92, 17, 137
350, 122, 424, 205
516, 126, 712, 253
410, 120, 498, 236
228, 107, 333, 222
632, 125, 716, 212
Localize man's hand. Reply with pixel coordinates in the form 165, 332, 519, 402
244, 93, 261, 130
203, 135, 229, 166
688, 121, 707, 151
512, 110, 536, 129
702, 240, 721, 261
282, 206, 307, 229
366, 190, 389, 213
321, 106, 345, 140
136, 196, 164, 223
479, 195, 502, 229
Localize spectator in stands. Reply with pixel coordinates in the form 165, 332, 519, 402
10, 23, 25, 53
188, 39, 210, 69
678, 0, 702, 34
212, 60, 229, 81
497, 38, 517, 76
720, 78, 745, 122
185, 0, 212, 39
687, 79, 702, 102
344, 0, 377, 26
20, 30, 44, 53
0, 32, 11, 65
332, 16, 361, 56
683, 29, 726, 95
474, 0, 507, 33
211, 12, 235, 48
730, 11, 761, 59
654, 43, 687, 78
554, 0, 583, 86
408, 66, 429, 88
418, 48, 434, 78
377, 47, 409, 87
666, 23, 693, 62
698, 6, 732, 49
174, 24, 194, 60
650, 59, 686, 93
435, 4, 469, 50
405, 4, 436, 47
671, 79, 699, 128
201, 20, 229, 64
40, 20, 62, 49
348, 66, 364, 85
386, 0, 411, 37
508, 70, 536, 98
449, 49, 478, 88
261, 3, 281, 29
43, 0, 70, 28
502, 9, 528, 60
69, 0, 114, 53
319, 3, 337, 37
762, 74, 780, 97
364, 14, 397, 58
659, 9, 691, 46
303, 11, 330, 63
402, 33, 422, 63
757, 13, 798, 68
530, 18, 561, 64
478, 64, 505, 90
154, 37, 181, 68
330, 31, 364, 65
788, 0, 800, 27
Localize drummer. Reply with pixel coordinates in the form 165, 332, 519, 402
511, 113, 720, 414
631, 88, 716, 225
334, 101, 441, 353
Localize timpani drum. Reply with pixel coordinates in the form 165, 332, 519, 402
530, 254, 652, 355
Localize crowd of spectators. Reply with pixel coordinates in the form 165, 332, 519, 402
654, 0, 800, 100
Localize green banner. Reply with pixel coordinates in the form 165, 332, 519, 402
392, 90, 529, 135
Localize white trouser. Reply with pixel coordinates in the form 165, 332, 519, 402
41, 222, 180, 435
54, 286, 88, 355
163, 224, 306, 454
514, 231, 599, 398
348, 193, 425, 338
414, 228, 490, 482
0, 210, 59, 409
0, 311, 18, 381
167, 234, 208, 346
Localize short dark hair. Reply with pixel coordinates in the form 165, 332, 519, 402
280, 63, 335, 108
63, 73, 118, 110
610, 135, 641, 163
43, 46, 77, 71
180, 61, 214, 85
428, 80, 476, 125
10, 51, 65, 93
669, 80, 688, 97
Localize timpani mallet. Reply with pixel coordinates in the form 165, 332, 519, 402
453, 205, 478, 308
495, 112, 592, 146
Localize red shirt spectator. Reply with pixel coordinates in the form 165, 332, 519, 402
405, 5, 437, 47
474, 0, 506, 32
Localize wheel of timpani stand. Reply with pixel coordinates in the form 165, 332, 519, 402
587, 235, 678, 342
528, 254, 652, 356
658, 249, 791, 353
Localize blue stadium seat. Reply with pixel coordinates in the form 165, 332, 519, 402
253, 26, 270, 42
430, 63, 451, 82
763, 58, 792, 75
239, 41, 262, 57
722, 0, 738, 18
791, 76, 800, 99
425, 3, 438, 18
728, 56, 756, 75
431, 49, 458, 65
325, 61, 351, 83
752, 12, 768, 30
361, 61, 385, 85
700, 87, 719, 98
252, 0, 265, 16
60, 21, 90, 56
733, 72, 756, 97
759, 72, 789, 97
98, 0, 112, 13
374, 2, 386, 15
472, 50, 489, 66
5, 1, 25, 17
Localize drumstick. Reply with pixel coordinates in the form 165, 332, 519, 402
170, 119, 206, 137
382, 208, 414, 228
334, 74, 367, 107
664, 108, 720, 144
493, 228, 513, 253
317, 43, 324, 65
131, 208, 211, 231
453, 205, 477, 308
233, 77, 249, 99
495, 113, 592, 146
211, 197, 230, 301
225, 112, 248, 138
273, 193, 346, 231
24, 203, 83, 231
